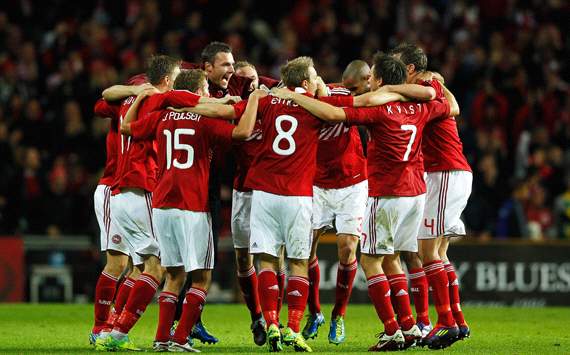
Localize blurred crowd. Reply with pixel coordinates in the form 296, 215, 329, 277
0, 0, 568, 241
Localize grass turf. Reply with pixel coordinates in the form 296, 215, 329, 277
0, 304, 568, 354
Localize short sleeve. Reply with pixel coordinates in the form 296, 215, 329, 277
233, 100, 248, 118
159, 90, 201, 109
130, 111, 162, 140
94, 99, 120, 118
204, 118, 235, 145
320, 95, 354, 107
426, 98, 450, 122
343, 106, 383, 126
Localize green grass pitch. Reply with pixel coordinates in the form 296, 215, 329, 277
0, 304, 568, 354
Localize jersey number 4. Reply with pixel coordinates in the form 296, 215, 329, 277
272, 115, 298, 155
163, 128, 195, 169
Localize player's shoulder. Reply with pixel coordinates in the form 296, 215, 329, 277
328, 85, 351, 96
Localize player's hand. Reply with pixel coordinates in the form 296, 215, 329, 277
250, 89, 268, 99
133, 83, 154, 96
431, 72, 445, 84
220, 95, 242, 104
138, 86, 160, 98
270, 87, 294, 100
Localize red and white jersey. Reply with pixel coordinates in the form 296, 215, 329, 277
421, 80, 472, 173
245, 89, 353, 196
94, 99, 120, 186
130, 109, 234, 211
343, 98, 450, 197
232, 100, 263, 192
314, 85, 367, 189
112, 90, 201, 194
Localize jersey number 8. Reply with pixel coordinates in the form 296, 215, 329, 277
272, 115, 298, 156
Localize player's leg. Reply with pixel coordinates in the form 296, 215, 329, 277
302, 228, 325, 340
109, 259, 138, 327
257, 254, 283, 352
360, 196, 404, 351
439, 237, 469, 339
401, 250, 431, 336
276, 246, 286, 321
154, 266, 185, 351
170, 269, 212, 352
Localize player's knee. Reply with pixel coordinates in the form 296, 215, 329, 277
337, 235, 358, 263
104, 253, 128, 277
288, 259, 308, 277
191, 270, 212, 290
235, 249, 253, 271
143, 256, 163, 280
402, 251, 422, 268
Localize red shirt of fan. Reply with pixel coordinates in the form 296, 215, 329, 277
421, 80, 472, 173
112, 90, 201, 194
130, 109, 234, 211
344, 98, 450, 197
94, 99, 120, 186
314, 86, 367, 189
232, 100, 263, 192
245, 90, 353, 196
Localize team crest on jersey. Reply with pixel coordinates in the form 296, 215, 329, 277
112, 234, 122, 244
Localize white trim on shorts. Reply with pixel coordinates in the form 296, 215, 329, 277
231, 190, 252, 249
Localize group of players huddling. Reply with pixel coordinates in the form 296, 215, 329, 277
90, 40, 472, 352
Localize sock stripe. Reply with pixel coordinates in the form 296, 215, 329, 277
288, 276, 309, 285
367, 275, 387, 286
423, 261, 444, 273
339, 261, 358, 271
139, 275, 159, 290
237, 266, 256, 278
259, 269, 276, 276
123, 278, 136, 288
408, 271, 426, 279
101, 271, 119, 281
187, 288, 207, 301
309, 259, 319, 269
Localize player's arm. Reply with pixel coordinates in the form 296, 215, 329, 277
232, 89, 267, 140
272, 88, 347, 123
381, 84, 436, 100
352, 91, 406, 107
201, 95, 242, 104
102, 83, 153, 102
168, 103, 237, 120
442, 83, 460, 117
120, 88, 158, 135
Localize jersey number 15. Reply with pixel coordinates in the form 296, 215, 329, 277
163, 128, 195, 169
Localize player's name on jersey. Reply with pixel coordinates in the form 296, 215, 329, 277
270, 96, 299, 107
163, 111, 202, 122
386, 102, 425, 115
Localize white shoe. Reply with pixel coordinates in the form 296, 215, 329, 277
153, 341, 169, 352
368, 329, 405, 351
168, 341, 201, 352
402, 324, 422, 348
419, 323, 433, 338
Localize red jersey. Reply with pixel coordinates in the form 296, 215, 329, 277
112, 90, 201, 194
344, 98, 450, 197
421, 80, 472, 173
94, 99, 120, 186
130, 110, 234, 211
245, 90, 353, 196
232, 100, 263, 192
314, 86, 367, 189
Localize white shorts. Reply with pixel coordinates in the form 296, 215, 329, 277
94, 185, 111, 251
361, 194, 426, 255
109, 190, 160, 265
249, 190, 313, 260
153, 208, 214, 272
231, 190, 252, 249
312, 180, 367, 237
419, 170, 472, 239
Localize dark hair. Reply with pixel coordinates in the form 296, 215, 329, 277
201, 41, 232, 64
372, 52, 407, 85
389, 42, 428, 72
280, 56, 314, 87
146, 55, 181, 85
174, 69, 207, 92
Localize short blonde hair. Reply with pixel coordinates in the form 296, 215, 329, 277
234, 61, 256, 72
280, 56, 314, 87
174, 69, 207, 92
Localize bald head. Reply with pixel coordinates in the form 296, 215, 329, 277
341, 60, 371, 95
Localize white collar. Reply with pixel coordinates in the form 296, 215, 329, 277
294, 87, 307, 94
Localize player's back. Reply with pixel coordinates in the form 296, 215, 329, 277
245, 93, 322, 196
150, 110, 232, 212
347, 99, 449, 197
421, 80, 471, 173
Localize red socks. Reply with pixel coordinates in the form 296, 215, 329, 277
409, 268, 430, 326
424, 261, 455, 327
367, 274, 400, 336
307, 258, 321, 315
276, 268, 286, 318
155, 291, 178, 342
93, 271, 118, 333
445, 261, 466, 326
258, 269, 279, 327
332, 259, 357, 318
109, 276, 136, 326
113, 273, 159, 334
286, 276, 310, 333
172, 288, 207, 344
387, 274, 415, 331
237, 266, 262, 321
